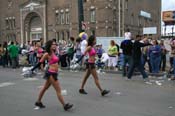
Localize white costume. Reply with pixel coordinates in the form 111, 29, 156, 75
80, 39, 87, 54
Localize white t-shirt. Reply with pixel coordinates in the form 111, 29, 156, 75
80, 40, 87, 54
124, 32, 131, 40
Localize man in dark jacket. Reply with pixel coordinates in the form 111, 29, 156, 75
127, 35, 151, 82
121, 39, 133, 77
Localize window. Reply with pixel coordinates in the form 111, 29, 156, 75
65, 11, 70, 24
12, 34, 16, 41
55, 10, 60, 24
125, 0, 128, 10
90, 9, 96, 23
67, 31, 70, 39
138, 16, 141, 26
60, 10, 64, 24
9, 17, 12, 30
5, 18, 9, 29
131, 14, 134, 25
56, 32, 59, 42
12, 17, 15, 29
61, 31, 64, 40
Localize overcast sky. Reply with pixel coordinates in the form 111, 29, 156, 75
162, 0, 175, 34
162, 0, 175, 11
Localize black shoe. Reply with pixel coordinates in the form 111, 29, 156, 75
79, 89, 88, 94
101, 90, 110, 96
35, 102, 46, 108
64, 103, 73, 111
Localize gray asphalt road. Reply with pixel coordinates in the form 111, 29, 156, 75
0, 67, 175, 116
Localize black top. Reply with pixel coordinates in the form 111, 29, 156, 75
120, 40, 133, 56
132, 40, 151, 62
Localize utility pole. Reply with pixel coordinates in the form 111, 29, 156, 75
122, 0, 125, 36
118, 0, 121, 37
78, 0, 84, 33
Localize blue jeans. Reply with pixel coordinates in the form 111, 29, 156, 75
127, 59, 148, 79
11, 56, 19, 68
2, 55, 8, 67
141, 54, 152, 73
150, 56, 161, 73
122, 55, 132, 76
29, 54, 36, 66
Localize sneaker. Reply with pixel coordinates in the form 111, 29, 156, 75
101, 90, 110, 96
64, 103, 73, 111
125, 78, 131, 81
143, 78, 150, 82
143, 78, 152, 85
79, 89, 88, 94
35, 102, 45, 108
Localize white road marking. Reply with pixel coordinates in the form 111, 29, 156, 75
114, 92, 122, 95
168, 106, 173, 109
0, 82, 15, 88
23, 78, 39, 81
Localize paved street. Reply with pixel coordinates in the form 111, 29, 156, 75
0, 67, 175, 116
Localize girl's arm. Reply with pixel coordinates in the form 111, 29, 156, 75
31, 53, 48, 71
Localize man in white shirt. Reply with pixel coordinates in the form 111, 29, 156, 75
80, 39, 87, 54
79, 32, 88, 67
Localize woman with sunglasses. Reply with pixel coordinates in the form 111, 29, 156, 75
31, 40, 73, 111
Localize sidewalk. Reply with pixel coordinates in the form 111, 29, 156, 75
61, 66, 172, 77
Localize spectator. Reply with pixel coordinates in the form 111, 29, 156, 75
127, 35, 151, 82
121, 37, 133, 77
141, 38, 152, 73
8, 41, 19, 68
80, 33, 88, 67
170, 38, 175, 80
0, 44, 3, 65
75, 37, 82, 62
2, 42, 9, 67
159, 39, 168, 71
96, 43, 105, 59
107, 40, 118, 70
35, 42, 44, 69
149, 39, 161, 73
29, 41, 36, 66
67, 37, 75, 66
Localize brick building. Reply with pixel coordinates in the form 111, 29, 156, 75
0, 0, 161, 43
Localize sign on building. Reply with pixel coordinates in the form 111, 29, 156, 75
82, 22, 87, 30
140, 10, 151, 19
162, 11, 175, 25
143, 27, 157, 35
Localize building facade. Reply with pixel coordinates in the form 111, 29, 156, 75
0, 0, 161, 43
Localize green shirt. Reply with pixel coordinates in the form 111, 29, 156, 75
67, 42, 74, 55
108, 46, 118, 56
8, 45, 19, 58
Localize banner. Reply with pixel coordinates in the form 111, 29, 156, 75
143, 27, 157, 35
162, 11, 175, 23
